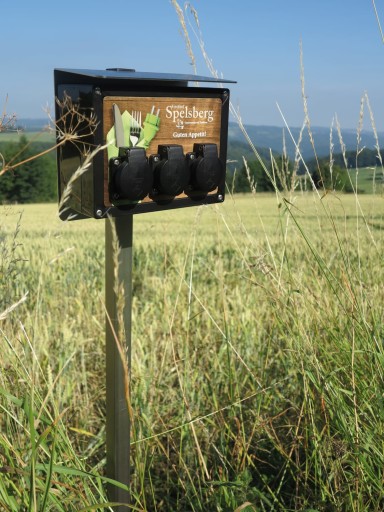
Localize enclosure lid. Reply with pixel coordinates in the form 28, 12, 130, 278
54, 68, 236, 84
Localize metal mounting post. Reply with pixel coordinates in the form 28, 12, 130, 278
105, 215, 133, 509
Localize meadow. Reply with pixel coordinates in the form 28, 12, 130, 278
1, 190, 384, 511
0, 131, 55, 144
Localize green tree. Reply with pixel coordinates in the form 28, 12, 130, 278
232, 155, 294, 193
312, 162, 354, 192
0, 135, 56, 203
233, 159, 275, 193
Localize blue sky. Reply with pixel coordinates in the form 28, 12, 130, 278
1, 0, 383, 130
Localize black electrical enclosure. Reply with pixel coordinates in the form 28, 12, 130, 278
54, 68, 235, 220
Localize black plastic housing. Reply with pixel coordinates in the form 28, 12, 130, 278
152, 144, 190, 197
54, 68, 234, 220
110, 147, 153, 201
189, 143, 223, 193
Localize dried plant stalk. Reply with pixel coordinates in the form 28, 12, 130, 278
0, 93, 98, 177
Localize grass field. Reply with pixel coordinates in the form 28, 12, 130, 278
0, 130, 56, 144
1, 191, 384, 511
348, 166, 384, 194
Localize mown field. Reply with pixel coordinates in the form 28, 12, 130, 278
1, 192, 384, 511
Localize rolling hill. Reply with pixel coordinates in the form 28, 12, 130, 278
11, 118, 384, 167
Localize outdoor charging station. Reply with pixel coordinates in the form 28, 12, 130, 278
54, 68, 234, 219
54, 68, 234, 509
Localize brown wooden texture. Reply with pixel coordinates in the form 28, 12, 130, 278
103, 96, 222, 206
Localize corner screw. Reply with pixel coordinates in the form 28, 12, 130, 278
94, 87, 102, 96
217, 194, 224, 202
96, 209, 103, 217
113, 159, 120, 166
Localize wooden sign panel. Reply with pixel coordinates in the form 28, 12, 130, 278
103, 96, 223, 206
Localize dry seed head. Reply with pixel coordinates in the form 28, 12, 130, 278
171, 0, 197, 73
0, 95, 17, 133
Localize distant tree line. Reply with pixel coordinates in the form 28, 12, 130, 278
305, 148, 384, 192
310, 162, 354, 192
304, 148, 384, 173
0, 137, 383, 202
229, 156, 294, 193
229, 147, 384, 193
0, 135, 56, 203
230, 157, 356, 193
331, 148, 384, 169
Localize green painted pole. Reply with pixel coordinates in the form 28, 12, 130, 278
105, 215, 133, 509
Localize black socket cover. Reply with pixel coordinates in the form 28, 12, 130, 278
113, 147, 153, 201
190, 143, 223, 192
154, 145, 190, 196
